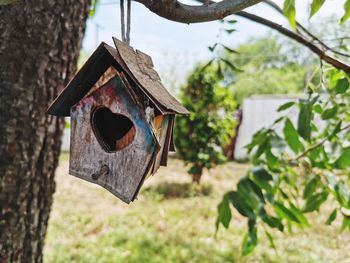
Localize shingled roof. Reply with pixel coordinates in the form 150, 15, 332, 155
47, 38, 189, 116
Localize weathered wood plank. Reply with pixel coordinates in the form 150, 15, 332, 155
160, 115, 175, 166
151, 115, 169, 173
69, 76, 157, 203
113, 37, 189, 115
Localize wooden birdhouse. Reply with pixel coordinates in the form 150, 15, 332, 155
47, 38, 189, 203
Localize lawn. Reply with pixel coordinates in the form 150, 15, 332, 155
44, 153, 350, 263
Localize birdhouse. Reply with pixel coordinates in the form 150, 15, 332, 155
47, 38, 189, 203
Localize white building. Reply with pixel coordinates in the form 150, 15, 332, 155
234, 95, 300, 160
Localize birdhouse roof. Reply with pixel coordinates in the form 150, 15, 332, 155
47, 38, 189, 116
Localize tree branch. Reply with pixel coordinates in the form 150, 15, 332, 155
134, 0, 263, 23
293, 123, 350, 161
263, 0, 350, 59
188, 0, 350, 73
235, 11, 350, 73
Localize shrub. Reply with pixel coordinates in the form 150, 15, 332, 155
175, 63, 237, 183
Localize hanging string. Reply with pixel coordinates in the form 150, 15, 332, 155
126, 0, 131, 44
120, 0, 126, 42
120, 0, 131, 44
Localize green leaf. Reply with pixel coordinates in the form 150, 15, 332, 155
89, 0, 100, 17
303, 176, 319, 199
221, 45, 239, 54
313, 104, 323, 114
237, 178, 265, 208
283, 118, 304, 153
251, 166, 273, 181
225, 29, 236, 34
302, 191, 328, 213
335, 78, 349, 94
332, 182, 349, 208
298, 101, 312, 141
227, 19, 237, 24
335, 146, 350, 169
274, 201, 299, 223
254, 135, 271, 160
221, 58, 242, 72
64, 121, 71, 129
310, 95, 320, 104
228, 191, 255, 219
242, 219, 257, 256
283, 0, 296, 29
217, 60, 223, 79
265, 230, 276, 250
309, 147, 321, 162
250, 167, 273, 193
329, 121, 342, 138
326, 209, 337, 225
200, 59, 214, 72
266, 148, 279, 171
341, 217, 350, 231
341, 0, 350, 24
273, 116, 285, 125
321, 106, 338, 120
277, 101, 295, 112
208, 43, 218, 52
289, 202, 310, 227
260, 209, 284, 231
216, 194, 232, 229
245, 129, 269, 152
310, 0, 326, 18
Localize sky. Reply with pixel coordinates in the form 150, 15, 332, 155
82, 0, 344, 89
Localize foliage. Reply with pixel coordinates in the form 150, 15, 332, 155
283, 0, 350, 26
213, 3, 350, 257
89, 0, 100, 17
343, 0, 350, 24
210, 18, 323, 104
174, 63, 236, 183
309, 16, 350, 58
310, 0, 326, 18
216, 67, 350, 255
283, 0, 296, 29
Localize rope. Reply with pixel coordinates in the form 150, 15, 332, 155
120, 0, 131, 44
120, 0, 126, 42
126, 0, 131, 44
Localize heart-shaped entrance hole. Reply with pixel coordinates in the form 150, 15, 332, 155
91, 107, 136, 152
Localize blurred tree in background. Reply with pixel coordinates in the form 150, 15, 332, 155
175, 64, 236, 183
223, 36, 315, 103
176, 35, 316, 162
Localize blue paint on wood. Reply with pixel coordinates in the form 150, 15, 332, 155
111, 77, 155, 153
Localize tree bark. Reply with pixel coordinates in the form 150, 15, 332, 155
0, 1, 90, 262
135, 0, 263, 23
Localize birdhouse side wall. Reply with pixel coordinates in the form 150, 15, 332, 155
150, 115, 170, 174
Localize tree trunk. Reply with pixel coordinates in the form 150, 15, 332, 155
0, 1, 90, 262
192, 166, 203, 184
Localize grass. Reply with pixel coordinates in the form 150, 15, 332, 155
44, 153, 350, 263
